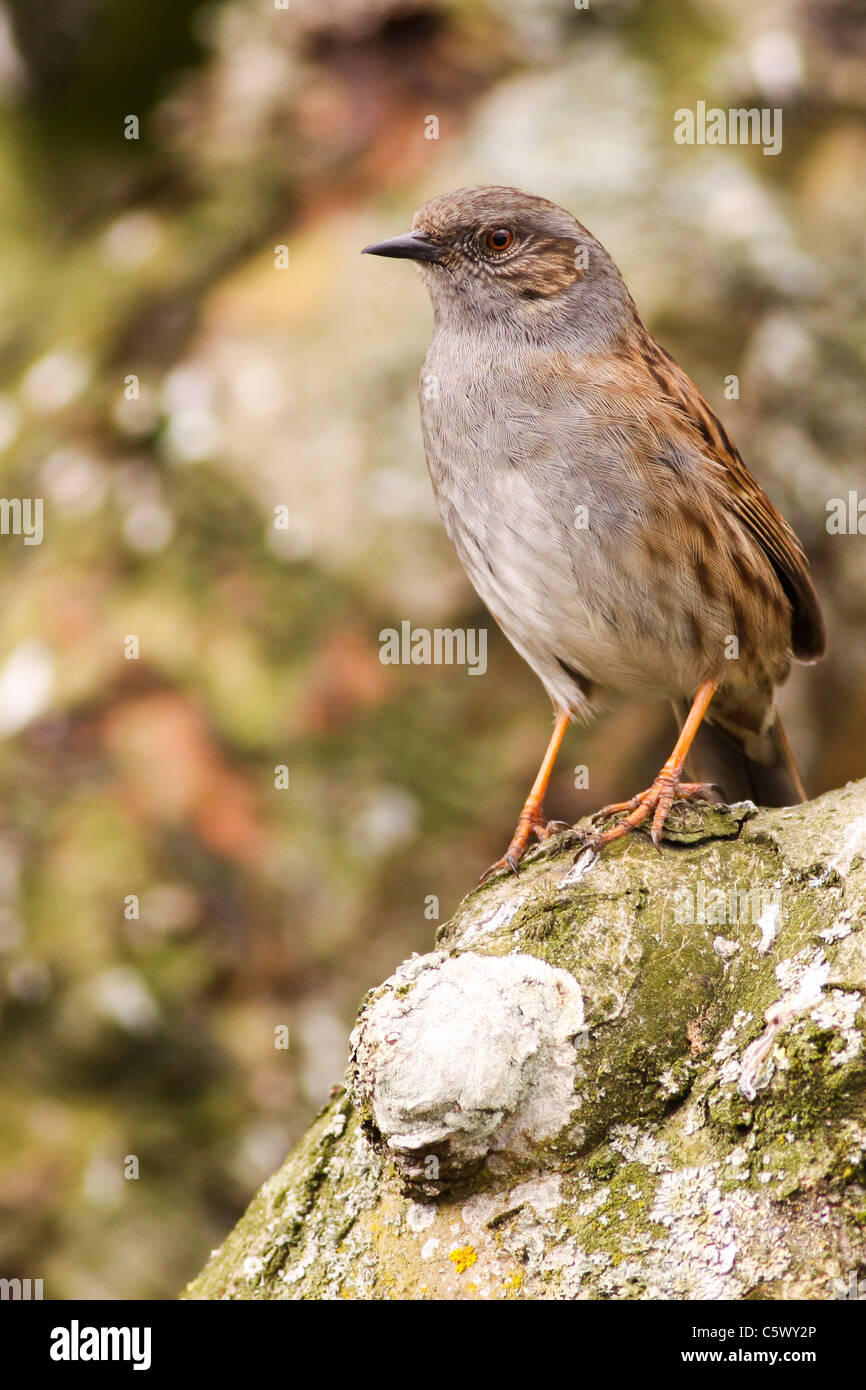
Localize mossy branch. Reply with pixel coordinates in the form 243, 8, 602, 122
187, 783, 866, 1300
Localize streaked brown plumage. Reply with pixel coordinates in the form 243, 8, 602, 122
363, 186, 824, 875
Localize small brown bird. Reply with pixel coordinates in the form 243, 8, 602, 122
363, 187, 824, 877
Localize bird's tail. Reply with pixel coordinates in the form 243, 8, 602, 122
676, 705, 808, 808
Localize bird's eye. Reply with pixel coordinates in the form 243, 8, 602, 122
484, 227, 514, 253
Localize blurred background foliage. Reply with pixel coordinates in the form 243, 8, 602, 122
0, 0, 864, 1298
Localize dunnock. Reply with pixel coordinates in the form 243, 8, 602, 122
363, 187, 824, 877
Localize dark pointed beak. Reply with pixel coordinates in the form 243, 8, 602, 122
362, 231, 442, 262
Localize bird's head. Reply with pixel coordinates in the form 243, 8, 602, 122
362, 185, 632, 343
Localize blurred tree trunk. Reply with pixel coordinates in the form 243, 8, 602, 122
187, 782, 866, 1300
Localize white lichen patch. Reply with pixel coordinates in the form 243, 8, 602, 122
827, 929, 866, 990
829, 811, 866, 876
723, 1146, 751, 1182
755, 899, 780, 955
652, 1165, 722, 1225
324, 1108, 347, 1139
809, 989, 863, 1066
682, 1101, 707, 1135
458, 895, 526, 947
713, 934, 739, 961
608, 1124, 670, 1174
739, 955, 829, 1100
461, 1174, 562, 1230
349, 950, 584, 1187
645, 1166, 744, 1299
820, 920, 852, 943
406, 1201, 437, 1234
713, 1011, 753, 1065
774, 948, 828, 996
543, 1240, 602, 1298
657, 1067, 685, 1098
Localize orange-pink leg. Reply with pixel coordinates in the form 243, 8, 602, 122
481, 712, 571, 880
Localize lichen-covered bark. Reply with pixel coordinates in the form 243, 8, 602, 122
186, 782, 866, 1300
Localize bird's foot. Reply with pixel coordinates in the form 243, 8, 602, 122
480, 807, 571, 882
585, 772, 720, 852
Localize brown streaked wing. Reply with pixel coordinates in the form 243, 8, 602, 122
637, 330, 825, 662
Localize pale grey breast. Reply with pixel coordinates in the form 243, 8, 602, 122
419, 326, 786, 720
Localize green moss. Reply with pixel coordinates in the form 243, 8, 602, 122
564, 1160, 666, 1265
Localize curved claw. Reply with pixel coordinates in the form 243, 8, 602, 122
575, 828, 603, 855
478, 853, 520, 885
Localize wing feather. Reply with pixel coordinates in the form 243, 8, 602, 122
636, 332, 825, 662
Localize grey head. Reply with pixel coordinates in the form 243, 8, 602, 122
363, 185, 636, 348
